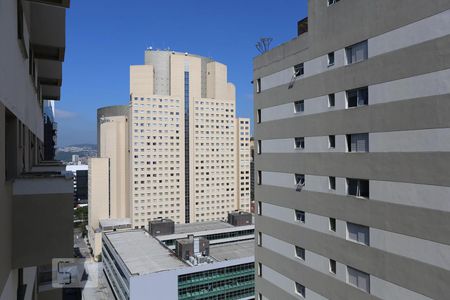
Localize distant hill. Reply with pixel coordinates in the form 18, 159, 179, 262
56, 144, 97, 163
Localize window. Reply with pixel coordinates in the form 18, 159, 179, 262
295, 282, 305, 297
294, 63, 304, 77
346, 87, 368, 107
295, 174, 305, 191
329, 218, 336, 232
329, 176, 336, 190
328, 94, 335, 107
347, 178, 369, 198
257, 140, 262, 154
347, 266, 370, 293
295, 210, 305, 223
295, 246, 305, 260
346, 133, 369, 152
329, 259, 337, 274
257, 262, 262, 276
328, 0, 341, 6
346, 41, 368, 64
257, 232, 262, 246
294, 100, 304, 113
257, 171, 262, 185
257, 109, 261, 123
294, 137, 305, 150
328, 135, 335, 149
257, 201, 262, 215
347, 222, 370, 246
256, 78, 261, 93
328, 52, 335, 66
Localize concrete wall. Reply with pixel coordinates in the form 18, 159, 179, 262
130, 65, 153, 96
254, 1, 450, 299
0, 0, 43, 140
88, 158, 110, 229
0, 104, 12, 296
99, 114, 129, 219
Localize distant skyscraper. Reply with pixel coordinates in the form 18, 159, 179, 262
253, 1, 450, 300
89, 50, 251, 232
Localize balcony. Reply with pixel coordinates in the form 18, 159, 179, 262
30, 2, 66, 61
12, 162, 73, 269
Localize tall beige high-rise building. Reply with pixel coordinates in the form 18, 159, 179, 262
128, 50, 250, 227
89, 49, 251, 231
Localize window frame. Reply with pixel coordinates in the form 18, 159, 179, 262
329, 259, 337, 274
329, 217, 336, 232
295, 209, 305, 223
294, 63, 304, 77
295, 282, 306, 298
256, 78, 261, 93
347, 266, 370, 293
328, 94, 335, 107
329, 176, 336, 190
345, 40, 368, 65
346, 222, 370, 246
328, 135, 336, 149
327, 52, 335, 66
294, 137, 305, 150
346, 178, 369, 198
295, 246, 305, 261
294, 100, 305, 113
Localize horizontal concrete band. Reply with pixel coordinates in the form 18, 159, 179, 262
254, 34, 450, 110
255, 276, 299, 300
256, 185, 450, 246
256, 246, 379, 300
255, 152, 450, 187
256, 215, 450, 300
254, 0, 450, 74
255, 94, 450, 139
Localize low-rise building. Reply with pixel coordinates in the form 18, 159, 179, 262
103, 213, 255, 300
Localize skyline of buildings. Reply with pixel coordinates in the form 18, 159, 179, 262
2, 1, 450, 300
254, 1, 450, 299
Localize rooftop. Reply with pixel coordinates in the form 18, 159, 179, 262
104, 229, 255, 276
209, 240, 255, 262
174, 221, 235, 234
99, 218, 131, 230
105, 230, 186, 276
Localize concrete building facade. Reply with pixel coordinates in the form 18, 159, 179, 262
253, 1, 450, 300
0, 0, 72, 299
129, 50, 251, 227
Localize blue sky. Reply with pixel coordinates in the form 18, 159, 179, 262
57, 0, 307, 146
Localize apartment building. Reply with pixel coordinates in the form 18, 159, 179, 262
253, 1, 450, 299
0, 0, 71, 299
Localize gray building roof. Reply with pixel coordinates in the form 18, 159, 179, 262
105, 230, 186, 275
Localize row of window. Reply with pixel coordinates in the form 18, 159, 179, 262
256, 172, 370, 198
255, 40, 368, 93
256, 86, 369, 124
256, 133, 369, 153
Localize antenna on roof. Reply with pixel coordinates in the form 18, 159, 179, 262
256, 37, 273, 54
